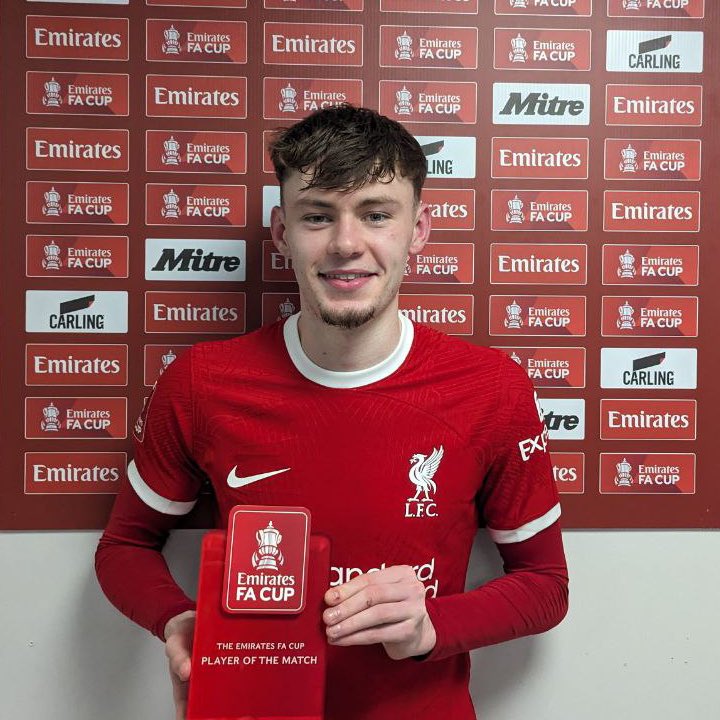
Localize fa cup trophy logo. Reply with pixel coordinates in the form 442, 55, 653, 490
614, 458, 634, 487
620, 145, 638, 174
161, 348, 177, 372
509, 34, 527, 63
506, 195, 524, 224
162, 136, 181, 166
504, 299, 523, 329
618, 249, 636, 279
509, 0, 529, 8
161, 188, 180, 219
279, 83, 298, 113
395, 31, 413, 61
41, 402, 61, 432
162, 25, 181, 55
394, 86, 413, 116
43, 77, 62, 108
623, 0, 641, 10
278, 298, 296, 320
42, 239, 62, 270
252, 522, 284, 571
43, 187, 62, 217
617, 301, 636, 331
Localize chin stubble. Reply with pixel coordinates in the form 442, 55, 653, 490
318, 306, 376, 329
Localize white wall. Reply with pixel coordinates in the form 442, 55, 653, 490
1, 530, 718, 720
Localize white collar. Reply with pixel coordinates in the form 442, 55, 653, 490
282, 312, 414, 389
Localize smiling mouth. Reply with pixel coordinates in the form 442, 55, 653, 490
319, 272, 375, 281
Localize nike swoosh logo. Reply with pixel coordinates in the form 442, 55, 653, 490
226, 466, 291, 489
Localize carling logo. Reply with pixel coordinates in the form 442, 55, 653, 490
492, 137, 589, 179
145, 291, 246, 334
380, 81, 477, 124
603, 191, 700, 232
493, 83, 590, 125
489, 295, 586, 336
494, 0, 592, 16
405, 243, 474, 284
26, 15, 128, 61
600, 347, 697, 389
599, 453, 696, 495
601, 296, 698, 337
26, 182, 128, 225
607, 0, 705, 18
416, 136, 476, 178
264, 22, 363, 66
26, 127, 128, 172
146, 130, 247, 174
26, 291, 128, 334
144, 345, 191, 387
497, 346, 585, 388
145, 238, 246, 281
601, 244, 699, 286
399, 294, 474, 335
604, 138, 701, 181
263, 77, 363, 120
606, 84, 702, 126
26, 235, 128, 278
600, 399, 696, 441
606, 31, 703, 73
490, 243, 587, 285
26, 71, 129, 116
550, 452, 584, 494
24, 452, 127, 497
379, 25, 478, 70
491, 190, 588, 231
146, 19, 247, 63
494, 28, 591, 71
25, 344, 128, 386
25, 397, 127, 440
146, 75, 247, 118
537, 398, 585, 440
145, 184, 246, 227
381, 0, 478, 12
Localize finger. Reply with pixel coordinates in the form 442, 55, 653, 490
323, 582, 412, 626
324, 565, 416, 606
166, 639, 192, 681
170, 662, 189, 720
328, 618, 416, 648
326, 600, 413, 641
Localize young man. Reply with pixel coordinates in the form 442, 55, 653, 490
96, 105, 568, 720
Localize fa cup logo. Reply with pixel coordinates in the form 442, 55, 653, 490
162, 25, 181, 55
278, 298, 296, 320
279, 83, 298, 113
617, 301, 635, 330
506, 195, 524, 224
615, 458, 633, 487
394, 86, 413, 116
618, 249, 636, 279
620, 145, 638, 174
162, 136, 181, 166
43, 187, 62, 217
43, 77, 62, 108
395, 31, 413, 61
510, 351, 522, 366
504, 299, 523, 329
41, 402, 61, 432
42, 239, 62, 270
252, 521, 284, 571
509, 0, 528, 8
161, 348, 177, 372
623, 0, 641, 10
509, 34, 527, 63
161, 188, 180, 219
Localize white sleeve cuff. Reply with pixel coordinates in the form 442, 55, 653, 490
488, 503, 561, 544
127, 460, 197, 516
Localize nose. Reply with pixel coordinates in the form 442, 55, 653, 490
327, 214, 365, 257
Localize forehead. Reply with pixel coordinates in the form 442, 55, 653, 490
281, 169, 415, 208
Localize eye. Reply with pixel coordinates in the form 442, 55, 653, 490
365, 212, 390, 223
303, 214, 331, 225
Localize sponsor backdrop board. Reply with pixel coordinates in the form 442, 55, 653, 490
1, 0, 718, 529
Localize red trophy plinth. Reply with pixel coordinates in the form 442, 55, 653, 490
187, 506, 330, 720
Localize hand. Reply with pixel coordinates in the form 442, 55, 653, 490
164, 610, 196, 720
322, 565, 436, 660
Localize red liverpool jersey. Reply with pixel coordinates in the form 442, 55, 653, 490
129, 313, 560, 720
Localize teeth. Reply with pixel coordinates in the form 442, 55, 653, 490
326, 273, 370, 280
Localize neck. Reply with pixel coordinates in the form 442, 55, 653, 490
297, 304, 402, 372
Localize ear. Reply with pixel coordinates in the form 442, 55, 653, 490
408, 202, 431, 256
270, 204, 289, 256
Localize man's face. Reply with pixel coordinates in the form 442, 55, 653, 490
270, 170, 430, 329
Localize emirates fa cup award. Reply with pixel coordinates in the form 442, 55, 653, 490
187, 505, 330, 719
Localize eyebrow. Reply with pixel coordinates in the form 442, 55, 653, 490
293, 195, 402, 211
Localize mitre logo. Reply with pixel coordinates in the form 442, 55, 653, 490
490, 295, 586, 337
405, 446, 443, 518
538, 398, 585, 440
146, 19, 247, 64
399, 295, 474, 335
603, 191, 700, 232
25, 397, 127, 440
417, 136, 476, 179
604, 138, 701, 181
601, 296, 698, 337
600, 399, 696, 441
27, 182, 129, 225
600, 348, 697, 389
27, 71, 129, 117
494, 28, 591, 71
492, 190, 588, 231
380, 25, 478, 70
495, 346, 586, 388
495, 0, 592, 16
494, 83, 590, 124
145, 238, 246, 281
146, 184, 247, 227
24, 452, 126, 497
600, 453, 696, 495
380, 81, 477, 124
606, 31, 703, 73
263, 78, 362, 120
145, 291, 246, 334
146, 75, 247, 118
25, 344, 128, 387
490, 244, 587, 285
606, 84, 702, 126
26, 290, 128, 334
608, 0, 705, 18
550, 452, 584, 494
492, 137, 589, 179
26, 127, 128, 172
26, 15, 128, 61
264, 22, 363, 66
602, 244, 699, 286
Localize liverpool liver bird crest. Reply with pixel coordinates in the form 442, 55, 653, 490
407, 446, 444, 502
